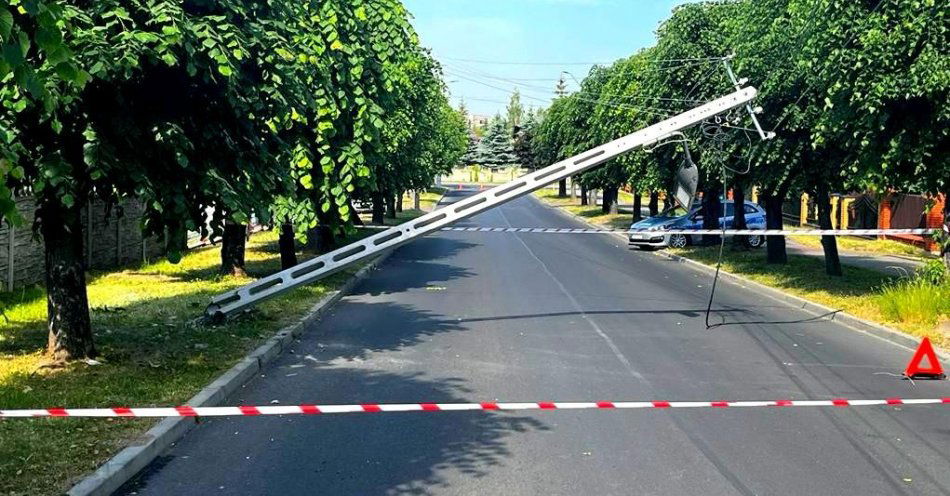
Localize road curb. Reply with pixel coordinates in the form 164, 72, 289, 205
535, 196, 947, 360
67, 250, 395, 496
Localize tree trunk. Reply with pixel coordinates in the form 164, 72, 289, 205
763, 192, 787, 264
42, 201, 95, 361
221, 221, 247, 276
371, 191, 385, 225
413, 190, 421, 210
943, 192, 949, 270
396, 192, 404, 213
386, 195, 397, 219
816, 183, 843, 276
602, 186, 618, 214
314, 225, 334, 253
348, 200, 364, 226
632, 193, 643, 221
580, 184, 589, 206
701, 185, 722, 246
649, 191, 659, 216
165, 225, 189, 258
278, 219, 298, 270
314, 206, 335, 254
731, 183, 749, 250
558, 179, 567, 197
664, 191, 674, 211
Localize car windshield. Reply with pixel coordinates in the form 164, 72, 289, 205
657, 206, 688, 218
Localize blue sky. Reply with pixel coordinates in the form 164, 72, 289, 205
403, 0, 698, 116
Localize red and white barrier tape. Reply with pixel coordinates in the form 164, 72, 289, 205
2, 398, 947, 418
440, 227, 937, 237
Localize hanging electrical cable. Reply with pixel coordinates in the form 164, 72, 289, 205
698, 107, 760, 329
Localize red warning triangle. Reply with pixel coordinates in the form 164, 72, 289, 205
904, 337, 946, 380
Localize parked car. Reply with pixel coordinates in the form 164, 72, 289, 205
628, 200, 767, 250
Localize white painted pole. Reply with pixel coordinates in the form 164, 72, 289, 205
206, 88, 759, 318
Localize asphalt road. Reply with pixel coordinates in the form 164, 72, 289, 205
121, 190, 950, 496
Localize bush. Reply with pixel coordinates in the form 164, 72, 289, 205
916, 259, 947, 286
877, 266, 950, 327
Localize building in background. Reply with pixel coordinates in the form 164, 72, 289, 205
466, 113, 490, 131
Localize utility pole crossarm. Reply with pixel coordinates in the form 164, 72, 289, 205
206, 87, 759, 319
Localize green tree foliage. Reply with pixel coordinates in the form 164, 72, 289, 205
0, 0, 465, 361
506, 89, 524, 134
513, 108, 539, 169
462, 130, 480, 166
529, 0, 945, 269
594, 50, 665, 203
272, 2, 466, 238
0, 0, 300, 360
477, 115, 517, 168
803, 0, 948, 196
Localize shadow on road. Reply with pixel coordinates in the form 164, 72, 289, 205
306, 300, 471, 362
358, 237, 478, 296
122, 362, 549, 495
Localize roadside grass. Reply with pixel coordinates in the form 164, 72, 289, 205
877, 276, 950, 330
617, 190, 648, 205
398, 188, 447, 214
786, 224, 932, 259
0, 202, 437, 495
532, 191, 949, 348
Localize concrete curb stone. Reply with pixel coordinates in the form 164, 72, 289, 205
67, 250, 394, 496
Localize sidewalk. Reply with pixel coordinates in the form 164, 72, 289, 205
785, 239, 923, 276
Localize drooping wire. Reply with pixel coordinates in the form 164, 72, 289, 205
700, 111, 753, 329
704, 163, 730, 329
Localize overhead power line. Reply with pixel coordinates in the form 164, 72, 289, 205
445, 70, 678, 118
445, 66, 702, 115
441, 55, 727, 66
442, 57, 613, 66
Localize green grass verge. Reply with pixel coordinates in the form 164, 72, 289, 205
399, 188, 447, 213
0, 204, 436, 495
533, 190, 949, 348
876, 260, 950, 333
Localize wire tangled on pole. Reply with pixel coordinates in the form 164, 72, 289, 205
699, 108, 756, 329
